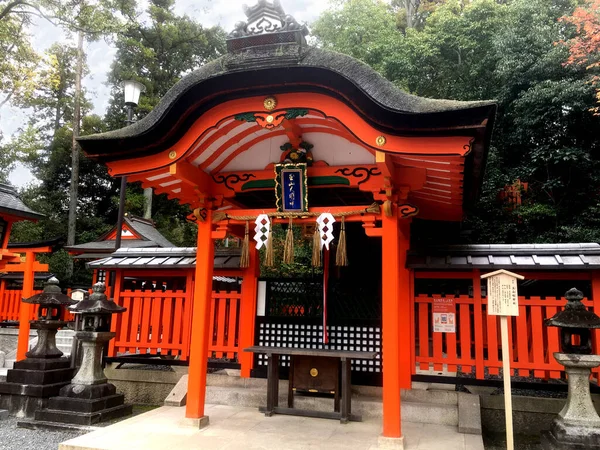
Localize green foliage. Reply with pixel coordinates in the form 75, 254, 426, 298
260, 225, 323, 278
104, 0, 226, 127
315, 0, 600, 244
101, 0, 225, 246
312, 0, 400, 73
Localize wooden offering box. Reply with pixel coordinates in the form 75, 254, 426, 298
288, 355, 340, 411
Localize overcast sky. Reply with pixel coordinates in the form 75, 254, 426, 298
5, 0, 330, 187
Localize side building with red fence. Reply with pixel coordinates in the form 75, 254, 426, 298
89, 241, 600, 388
88, 247, 246, 370
407, 243, 600, 383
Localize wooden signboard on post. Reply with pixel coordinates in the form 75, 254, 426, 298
481, 269, 524, 450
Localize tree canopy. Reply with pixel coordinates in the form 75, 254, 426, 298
314, 0, 600, 244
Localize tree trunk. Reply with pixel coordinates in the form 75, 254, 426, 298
66, 29, 84, 278
143, 187, 153, 219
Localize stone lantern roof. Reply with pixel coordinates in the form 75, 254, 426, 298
546, 287, 600, 329
23, 277, 76, 306
70, 282, 126, 315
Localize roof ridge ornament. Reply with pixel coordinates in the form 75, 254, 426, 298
227, 0, 308, 52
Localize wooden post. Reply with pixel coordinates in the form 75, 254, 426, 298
398, 221, 412, 390
481, 269, 523, 450
472, 270, 485, 379
500, 316, 514, 450
240, 248, 259, 378
17, 251, 35, 361
381, 207, 402, 438
186, 209, 215, 421
591, 271, 600, 381
107, 269, 123, 357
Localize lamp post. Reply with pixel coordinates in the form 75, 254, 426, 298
114, 80, 146, 250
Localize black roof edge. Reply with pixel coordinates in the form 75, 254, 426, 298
8, 237, 63, 249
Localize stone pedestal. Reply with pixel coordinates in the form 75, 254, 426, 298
541, 353, 600, 449
24, 330, 131, 427
0, 321, 74, 418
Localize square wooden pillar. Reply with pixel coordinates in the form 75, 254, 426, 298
381, 208, 412, 440
239, 248, 259, 378
186, 209, 215, 421
17, 251, 35, 361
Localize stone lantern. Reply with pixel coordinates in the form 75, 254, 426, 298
541, 287, 600, 450
24, 277, 77, 359
29, 282, 132, 426
0, 277, 77, 417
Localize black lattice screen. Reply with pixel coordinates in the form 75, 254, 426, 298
255, 318, 382, 381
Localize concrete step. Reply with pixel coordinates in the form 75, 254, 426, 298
204, 385, 459, 426
206, 373, 458, 405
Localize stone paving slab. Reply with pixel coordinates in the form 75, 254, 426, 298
58, 404, 484, 450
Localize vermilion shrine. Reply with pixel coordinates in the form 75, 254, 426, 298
0, 0, 596, 444
75, 0, 495, 438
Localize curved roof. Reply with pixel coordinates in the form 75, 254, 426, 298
78, 45, 495, 162
0, 183, 43, 221
77, 0, 496, 220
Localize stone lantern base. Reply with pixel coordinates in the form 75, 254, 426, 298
22, 331, 131, 427
0, 321, 74, 418
541, 353, 600, 450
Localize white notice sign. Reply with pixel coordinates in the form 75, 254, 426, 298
484, 271, 522, 316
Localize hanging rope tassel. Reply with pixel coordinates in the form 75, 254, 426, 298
312, 228, 322, 267
265, 228, 275, 267
336, 216, 348, 266
240, 221, 250, 268
283, 217, 294, 264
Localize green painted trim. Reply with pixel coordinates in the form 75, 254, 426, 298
308, 176, 350, 187
241, 176, 350, 191
241, 179, 275, 191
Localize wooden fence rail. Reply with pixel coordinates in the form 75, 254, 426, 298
414, 294, 600, 380
108, 289, 242, 362
0, 289, 43, 322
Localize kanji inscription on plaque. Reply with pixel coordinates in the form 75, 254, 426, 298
481, 269, 524, 317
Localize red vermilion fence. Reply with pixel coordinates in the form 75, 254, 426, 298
108, 288, 242, 362
0, 289, 43, 322
414, 294, 600, 380
209, 291, 241, 359
110, 289, 193, 359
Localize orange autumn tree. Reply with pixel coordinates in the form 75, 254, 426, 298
559, 0, 600, 114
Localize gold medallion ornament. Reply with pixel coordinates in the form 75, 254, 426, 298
376, 136, 387, 147
168, 151, 177, 160
310, 368, 319, 377
263, 96, 277, 111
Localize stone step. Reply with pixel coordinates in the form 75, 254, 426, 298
205, 385, 459, 426
206, 373, 458, 405
47, 394, 126, 414
6, 367, 73, 385
33, 403, 133, 426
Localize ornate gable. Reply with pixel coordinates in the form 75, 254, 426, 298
227, 0, 308, 52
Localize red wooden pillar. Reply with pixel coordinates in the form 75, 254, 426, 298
108, 269, 123, 357
186, 210, 215, 421
17, 251, 35, 361
398, 221, 412, 390
381, 210, 400, 438
239, 248, 259, 378
591, 271, 600, 367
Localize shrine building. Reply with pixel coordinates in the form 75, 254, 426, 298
75, 0, 498, 440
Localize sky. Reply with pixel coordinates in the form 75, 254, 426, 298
4, 0, 330, 187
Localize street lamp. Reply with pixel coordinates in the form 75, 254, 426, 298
115, 80, 146, 251
121, 80, 146, 124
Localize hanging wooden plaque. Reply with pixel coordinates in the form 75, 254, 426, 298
274, 163, 308, 213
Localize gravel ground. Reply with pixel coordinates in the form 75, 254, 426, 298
0, 417, 87, 450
